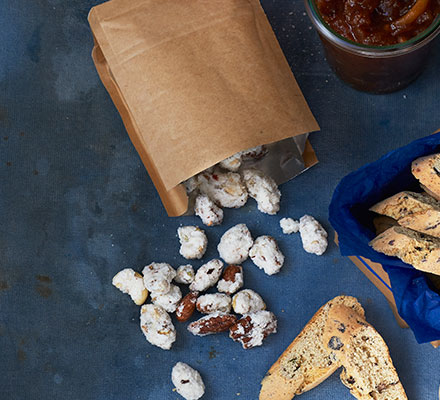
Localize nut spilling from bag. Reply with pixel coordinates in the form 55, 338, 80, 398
184, 146, 284, 226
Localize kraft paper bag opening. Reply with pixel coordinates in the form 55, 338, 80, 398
88, 0, 320, 216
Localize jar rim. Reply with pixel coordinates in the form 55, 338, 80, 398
305, 0, 440, 55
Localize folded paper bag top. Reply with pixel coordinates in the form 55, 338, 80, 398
88, 0, 319, 216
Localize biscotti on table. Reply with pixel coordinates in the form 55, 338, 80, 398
259, 296, 407, 399
323, 305, 407, 400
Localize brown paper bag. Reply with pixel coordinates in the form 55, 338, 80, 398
88, 0, 319, 216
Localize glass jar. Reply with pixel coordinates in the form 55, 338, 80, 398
304, 0, 440, 93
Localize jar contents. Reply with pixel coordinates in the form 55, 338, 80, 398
316, 0, 440, 45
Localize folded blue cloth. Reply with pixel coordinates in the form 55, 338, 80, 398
330, 132, 440, 343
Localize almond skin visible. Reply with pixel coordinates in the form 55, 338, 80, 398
188, 314, 237, 336
222, 265, 242, 281
175, 292, 199, 322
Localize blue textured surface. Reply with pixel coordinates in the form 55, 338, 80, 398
1, 1, 440, 399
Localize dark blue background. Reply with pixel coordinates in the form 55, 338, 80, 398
1, 1, 439, 399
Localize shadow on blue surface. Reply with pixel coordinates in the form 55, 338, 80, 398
0, 0, 439, 399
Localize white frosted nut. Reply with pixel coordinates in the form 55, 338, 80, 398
172, 362, 205, 400
150, 284, 182, 313
229, 310, 277, 349
217, 265, 244, 295
217, 224, 253, 264
196, 293, 232, 314
142, 263, 176, 294
249, 235, 285, 275
232, 289, 266, 314
139, 304, 176, 350
280, 217, 300, 234
112, 268, 148, 305
174, 264, 195, 285
242, 169, 281, 215
178, 226, 208, 260
197, 170, 248, 208
189, 259, 224, 292
299, 215, 328, 256
240, 145, 267, 160
184, 176, 199, 194
219, 152, 242, 172
194, 194, 223, 227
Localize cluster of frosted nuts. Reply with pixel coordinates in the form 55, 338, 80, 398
113, 258, 277, 352
112, 223, 283, 352
184, 145, 282, 227
112, 217, 328, 350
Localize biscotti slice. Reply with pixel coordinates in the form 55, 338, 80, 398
370, 191, 440, 220
369, 226, 440, 275
412, 154, 440, 200
370, 191, 440, 237
322, 305, 407, 400
259, 296, 365, 400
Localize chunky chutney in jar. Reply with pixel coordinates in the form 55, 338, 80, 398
316, 0, 440, 45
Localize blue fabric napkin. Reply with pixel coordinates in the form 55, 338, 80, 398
329, 132, 440, 343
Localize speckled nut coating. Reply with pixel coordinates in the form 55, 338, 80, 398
150, 284, 182, 313
196, 293, 232, 314
194, 194, 223, 227
219, 152, 242, 172
197, 170, 248, 208
187, 313, 237, 336
142, 263, 176, 294
178, 226, 208, 260
241, 145, 267, 160
249, 235, 284, 275
230, 310, 277, 349
232, 289, 266, 314
299, 215, 328, 256
189, 259, 223, 292
140, 304, 176, 350
217, 224, 253, 264
112, 268, 148, 305
280, 217, 300, 234
242, 168, 281, 215
171, 362, 205, 400
217, 265, 244, 295
174, 264, 195, 285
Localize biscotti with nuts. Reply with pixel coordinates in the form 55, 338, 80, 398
369, 226, 440, 275
259, 296, 365, 400
322, 305, 407, 400
370, 191, 440, 219
370, 191, 440, 237
412, 153, 440, 201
